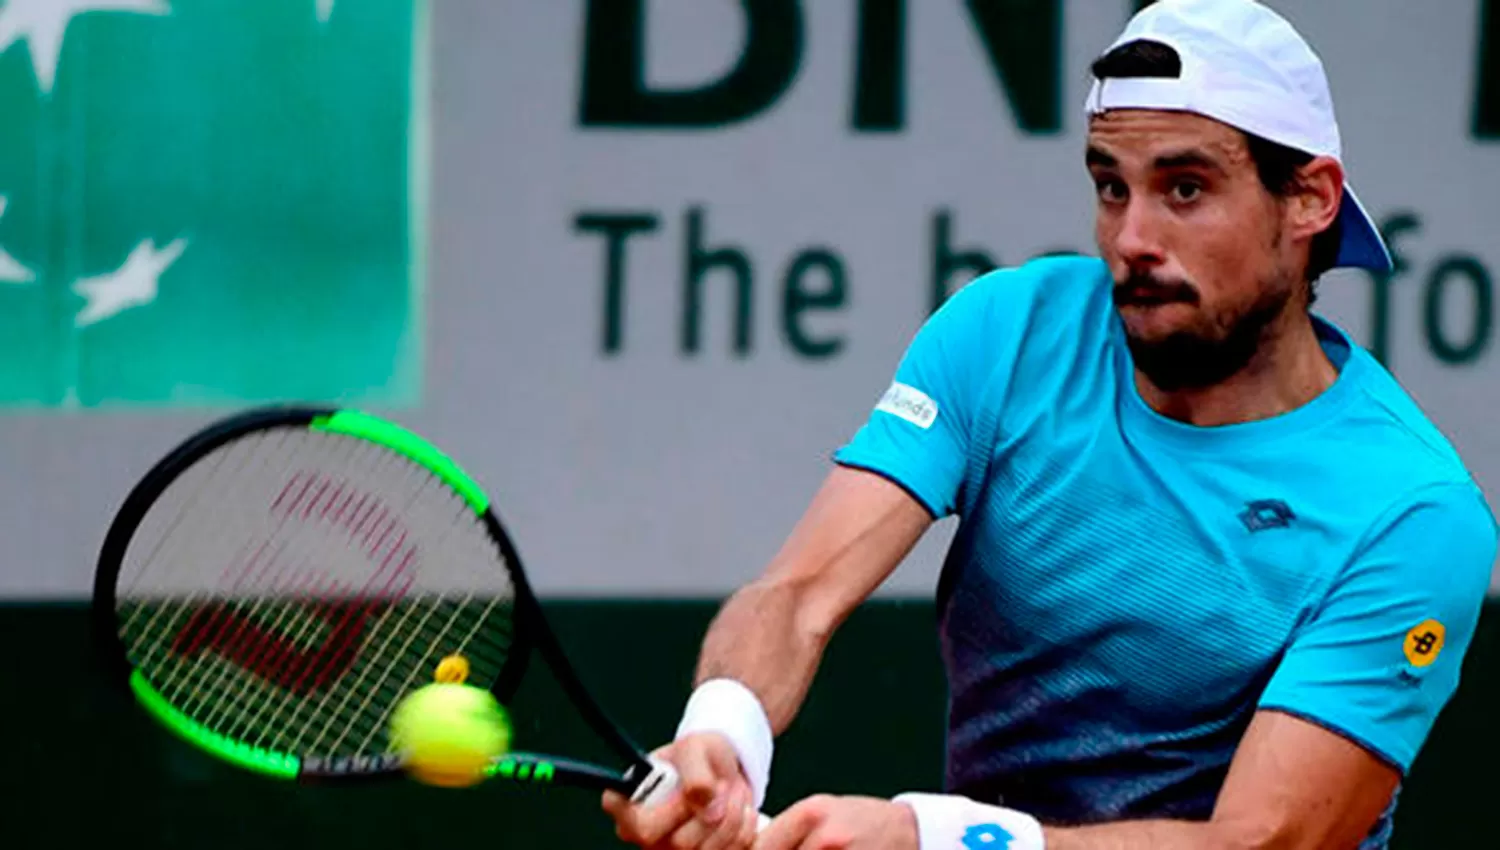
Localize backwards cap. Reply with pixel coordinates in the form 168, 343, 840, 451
1085, 0, 1392, 272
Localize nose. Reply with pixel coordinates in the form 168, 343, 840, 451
1112, 198, 1166, 271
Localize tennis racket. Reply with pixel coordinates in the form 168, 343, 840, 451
91, 404, 766, 828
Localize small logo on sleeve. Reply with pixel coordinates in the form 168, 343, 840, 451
1404, 620, 1446, 668
875, 381, 939, 429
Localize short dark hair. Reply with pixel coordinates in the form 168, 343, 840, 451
1090, 39, 1343, 298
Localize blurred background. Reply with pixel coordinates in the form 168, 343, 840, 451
1, 0, 1496, 846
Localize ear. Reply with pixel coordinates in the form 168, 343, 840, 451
1286, 155, 1344, 242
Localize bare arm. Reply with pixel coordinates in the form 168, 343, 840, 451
693, 464, 934, 734
600, 465, 935, 848
1041, 710, 1401, 850
764, 710, 1401, 849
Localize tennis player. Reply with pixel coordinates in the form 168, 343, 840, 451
603, 1, 1498, 848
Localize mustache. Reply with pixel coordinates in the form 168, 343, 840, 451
1112, 272, 1200, 307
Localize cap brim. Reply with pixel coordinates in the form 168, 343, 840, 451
1335, 184, 1392, 273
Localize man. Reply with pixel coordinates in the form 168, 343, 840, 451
603, 1, 1498, 848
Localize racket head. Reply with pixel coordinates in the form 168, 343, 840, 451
91, 405, 539, 781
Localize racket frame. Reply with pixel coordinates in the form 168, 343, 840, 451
92, 405, 662, 798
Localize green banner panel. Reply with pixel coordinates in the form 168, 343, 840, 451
2, 600, 1496, 847
0, 0, 424, 409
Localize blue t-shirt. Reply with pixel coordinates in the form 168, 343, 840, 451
834, 256, 1496, 847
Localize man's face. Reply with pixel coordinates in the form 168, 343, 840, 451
1086, 109, 1307, 391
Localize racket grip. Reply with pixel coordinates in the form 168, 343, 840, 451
634, 756, 772, 832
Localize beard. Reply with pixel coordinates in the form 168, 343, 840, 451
1114, 269, 1296, 392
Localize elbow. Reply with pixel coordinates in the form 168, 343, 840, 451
1210, 819, 1351, 850
744, 571, 843, 648
1210, 824, 1285, 850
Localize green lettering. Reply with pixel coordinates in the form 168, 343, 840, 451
1476, 0, 1500, 139
575, 212, 661, 355
1424, 256, 1493, 365
683, 207, 754, 356
781, 249, 848, 358
1366, 212, 1421, 368
578, 0, 803, 128
930, 210, 997, 314
963, 0, 1063, 134
851, 0, 905, 131
487, 758, 557, 783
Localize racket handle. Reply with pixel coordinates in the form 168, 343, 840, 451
633, 756, 772, 832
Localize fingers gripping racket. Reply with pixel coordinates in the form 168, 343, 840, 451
90, 406, 714, 814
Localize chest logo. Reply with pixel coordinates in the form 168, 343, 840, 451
1239, 499, 1296, 532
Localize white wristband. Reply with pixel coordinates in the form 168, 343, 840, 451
892, 792, 1046, 850
674, 678, 774, 809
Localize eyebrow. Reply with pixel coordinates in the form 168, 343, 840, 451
1084, 146, 1226, 175
1152, 150, 1225, 174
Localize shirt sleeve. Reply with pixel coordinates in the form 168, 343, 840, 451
1257, 482, 1498, 772
832, 272, 1012, 519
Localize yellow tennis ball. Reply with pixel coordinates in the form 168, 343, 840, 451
434, 654, 470, 684
389, 683, 511, 788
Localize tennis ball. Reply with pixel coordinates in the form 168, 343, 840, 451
434, 654, 470, 684
389, 683, 511, 788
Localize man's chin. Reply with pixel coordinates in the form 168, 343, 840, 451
1116, 302, 1200, 339
1123, 328, 1253, 392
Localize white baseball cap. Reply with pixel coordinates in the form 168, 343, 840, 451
1084, 0, 1392, 273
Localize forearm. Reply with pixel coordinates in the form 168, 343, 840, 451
693, 575, 829, 734
896, 795, 1260, 850
1043, 820, 1237, 850
690, 466, 929, 733
675, 555, 846, 810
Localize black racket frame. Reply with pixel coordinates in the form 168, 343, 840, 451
91, 404, 666, 799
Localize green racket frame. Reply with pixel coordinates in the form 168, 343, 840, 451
91, 405, 669, 802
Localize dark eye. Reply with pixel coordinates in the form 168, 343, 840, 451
1171, 180, 1203, 202
1096, 179, 1127, 203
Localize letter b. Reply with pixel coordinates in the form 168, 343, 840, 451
578, 0, 803, 128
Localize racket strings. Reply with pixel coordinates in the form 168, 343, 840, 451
257, 437, 510, 751
284, 449, 494, 755
126, 434, 318, 722
250, 443, 431, 747
116, 427, 519, 761
137, 526, 510, 755
122, 431, 295, 652
123, 431, 369, 749
129, 434, 354, 681
125, 597, 513, 757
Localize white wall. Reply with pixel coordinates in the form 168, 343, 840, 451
3, 0, 1497, 598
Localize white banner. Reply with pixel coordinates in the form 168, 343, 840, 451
440, 0, 1500, 595
3, 0, 1497, 597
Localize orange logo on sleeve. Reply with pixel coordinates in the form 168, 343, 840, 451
1404, 620, 1446, 668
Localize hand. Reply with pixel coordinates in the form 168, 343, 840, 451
602, 732, 759, 850
754, 795, 919, 850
